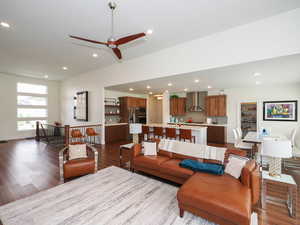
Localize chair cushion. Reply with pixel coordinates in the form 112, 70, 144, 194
177, 172, 251, 225
133, 155, 170, 170
69, 143, 87, 160
64, 158, 95, 179
160, 159, 194, 179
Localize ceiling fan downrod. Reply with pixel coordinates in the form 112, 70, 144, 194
108, 2, 117, 39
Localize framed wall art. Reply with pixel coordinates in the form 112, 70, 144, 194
263, 100, 297, 122
74, 91, 88, 121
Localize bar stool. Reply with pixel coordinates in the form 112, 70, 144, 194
165, 127, 178, 140
86, 127, 99, 145
153, 127, 165, 139
179, 129, 195, 143
70, 129, 85, 142
142, 125, 152, 141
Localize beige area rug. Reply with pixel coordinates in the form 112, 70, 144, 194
0, 166, 257, 225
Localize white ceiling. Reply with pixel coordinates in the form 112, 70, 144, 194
1, 0, 300, 80
106, 54, 300, 94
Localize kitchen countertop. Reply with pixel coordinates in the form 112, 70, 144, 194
168, 122, 227, 127
105, 123, 128, 127
145, 123, 207, 130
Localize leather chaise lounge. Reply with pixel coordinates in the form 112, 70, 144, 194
131, 143, 260, 225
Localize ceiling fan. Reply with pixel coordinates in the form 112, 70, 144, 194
69, 2, 146, 60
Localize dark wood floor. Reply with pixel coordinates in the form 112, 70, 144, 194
0, 139, 299, 225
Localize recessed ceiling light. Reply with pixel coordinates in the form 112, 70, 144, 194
255, 81, 261, 85
0, 22, 10, 28
149, 92, 153, 95
184, 88, 188, 92
254, 72, 261, 77
207, 85, 212, 89
44, 75, 48, 79
62, 66, 68, 70
194, 79, 200, 83
167, 83, 172, 87
146, 29, 153, 35
146, 85, 151, 89
129, 88, 134, 91
92, 53, 98, 58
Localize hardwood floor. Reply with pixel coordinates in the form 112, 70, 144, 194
0, 139, 299, 225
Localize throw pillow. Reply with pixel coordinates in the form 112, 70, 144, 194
144, 142, 157, 156
179, 159, 224, 175
69, 143, 87, 160
225, 155, 249, 179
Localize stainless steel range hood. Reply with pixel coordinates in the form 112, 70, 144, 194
186, 91, 207, 112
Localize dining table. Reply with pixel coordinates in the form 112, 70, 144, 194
243, 131, 287, 160
243, 132, 263, 159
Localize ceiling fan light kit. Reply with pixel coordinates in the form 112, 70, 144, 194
69, 2, 146, 60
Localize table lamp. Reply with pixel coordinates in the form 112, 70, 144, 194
261, 139, 292, 177
130, 123, 142, 144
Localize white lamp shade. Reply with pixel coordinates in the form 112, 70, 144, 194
129, 123, 142, 134
261, 140, 292, 158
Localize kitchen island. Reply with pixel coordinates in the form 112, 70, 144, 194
105, 123, 129, 143
144, 123, 207, 145
168, 122, 227, 144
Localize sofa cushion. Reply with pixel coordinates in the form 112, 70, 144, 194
133, 155, 170, 170
177, 172, 251, 225
64, 158, 95, 178
160, 159, 194, 179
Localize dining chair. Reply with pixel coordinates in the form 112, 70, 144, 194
283, 127, 300, 169
86, 127, 100, 145
153, 127, 165, 139
291, 126, 300, 158
233, 128, 253, 157
71, 129, 85, 142
179, 129, 195, 143
165, 127, 178, 140
236, 127, 243, 139
142, 125, 152, 141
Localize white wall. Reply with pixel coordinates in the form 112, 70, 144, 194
61, 9, 300, 143
104, 89, 147, 99
221, 84, 300, 143
0, 73, 61, 140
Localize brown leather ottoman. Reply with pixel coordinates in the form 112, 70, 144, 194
177, 172, 252, 225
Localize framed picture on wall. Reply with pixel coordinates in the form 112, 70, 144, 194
263, 100, 297, 121
74, 91, 88, 121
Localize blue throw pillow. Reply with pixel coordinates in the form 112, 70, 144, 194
179, 159, 224, 175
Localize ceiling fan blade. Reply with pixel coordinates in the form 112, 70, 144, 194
69, 35, 107, 45
115, 33, 146, 45
112, 48, 122, 59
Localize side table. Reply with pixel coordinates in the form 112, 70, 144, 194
261, 170, 297, 218
120, 143, 134, 171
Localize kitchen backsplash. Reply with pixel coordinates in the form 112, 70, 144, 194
171, 113, 227, 124
181, 111, 206, 122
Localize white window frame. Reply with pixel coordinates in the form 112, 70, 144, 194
17, 83, 48, 131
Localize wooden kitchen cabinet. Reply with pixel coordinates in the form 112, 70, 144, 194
138, 98, 146, 108
206, 125, 226, 144
205, 95, 227, 117
170, 97, 186, 116
119, 97, 147, 123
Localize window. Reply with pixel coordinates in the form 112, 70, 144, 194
17, 120, 47, 131
17, 83, 48, 131
17, 108, 47, 118
17, 83, 47, 94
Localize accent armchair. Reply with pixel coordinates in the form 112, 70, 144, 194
59, 143, 98, 182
